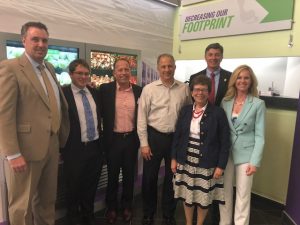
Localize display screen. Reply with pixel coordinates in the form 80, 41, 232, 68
6, 40, 79, 86
90, 50, 137, 87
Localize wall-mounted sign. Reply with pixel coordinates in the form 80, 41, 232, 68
180, 0, 294, 40
181, 0, 208, 6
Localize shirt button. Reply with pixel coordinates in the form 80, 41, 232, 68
200, 142, 204, 145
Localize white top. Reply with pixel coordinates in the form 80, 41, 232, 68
190, 103, 207, 139
71, 84, 99, 142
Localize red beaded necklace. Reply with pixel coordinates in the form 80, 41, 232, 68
192, 109, 204, 119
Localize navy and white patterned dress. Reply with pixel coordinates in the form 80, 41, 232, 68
173, 107, 225, 208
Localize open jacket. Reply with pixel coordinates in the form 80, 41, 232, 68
171, 103, 230, 169
221, 95, 266, 167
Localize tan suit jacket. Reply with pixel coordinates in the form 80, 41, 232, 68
0, 54, 69, 161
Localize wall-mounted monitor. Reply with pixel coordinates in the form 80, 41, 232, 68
5, 40, 79, 86
90, 50, 137, 87
85, 43, 141, 87
0, 32, 85, 86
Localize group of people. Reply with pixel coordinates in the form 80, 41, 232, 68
0, 21, 265, 225
171, 43, 266, 225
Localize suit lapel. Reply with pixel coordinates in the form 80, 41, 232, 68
88, 87, 102, 130
110, 82, 117, 124
45, 61, 69, 111
19, 54, 50, 108
66, 86, 80, 124
223, 99, 236, 132
132, 85, 140, 103
216, 69, 229, 103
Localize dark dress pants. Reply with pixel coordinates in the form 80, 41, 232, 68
63, 140, 102, 223
106, 132, 139, 210
208, 202, 220, 225
142, 127, 176, 218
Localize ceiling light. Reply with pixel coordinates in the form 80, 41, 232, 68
155, 0, 180, 7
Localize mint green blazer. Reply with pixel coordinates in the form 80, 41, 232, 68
221, 95, 266, 167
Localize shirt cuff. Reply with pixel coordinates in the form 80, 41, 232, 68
6, 153, 22, 160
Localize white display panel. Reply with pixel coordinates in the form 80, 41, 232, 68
175, 57, 300, 98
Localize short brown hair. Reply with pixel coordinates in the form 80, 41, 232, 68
21, 21, 49, 37
205, 43, 224, 55
69, 59, 90, 74
190, 75, 212, 93
157, 53, 175, 65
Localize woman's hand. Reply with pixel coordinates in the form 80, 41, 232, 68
246, 164, 257, 176
213, 167, 223, 179
171, 159, 177, 174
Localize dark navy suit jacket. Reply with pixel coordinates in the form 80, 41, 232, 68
61, 85, 102, 157
171, 103, 230, 169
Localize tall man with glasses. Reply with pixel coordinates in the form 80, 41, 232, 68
62, 59, 103, 225
0, 21, 69, 225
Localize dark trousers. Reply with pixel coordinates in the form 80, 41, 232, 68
142, 126, 176, 218
208, 202, 220, 225
106, 132, 139, 210
63, 140, 102, 222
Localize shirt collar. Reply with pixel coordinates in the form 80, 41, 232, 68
71, 83, 89, 94
25, 52, 46, 69
156, 78, 179, 88
116, 82, 132, 91
207, 68, 221, 76
193, 102, 208, 111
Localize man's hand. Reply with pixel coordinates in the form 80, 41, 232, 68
8, 156, 27, 173
141, 146, 153, 161
213, 167, 223, 179
171, 159, 177, 174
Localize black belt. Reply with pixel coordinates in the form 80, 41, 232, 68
113, 131, 135, 138
81, 138, 99, 146
147, 126, 174, 136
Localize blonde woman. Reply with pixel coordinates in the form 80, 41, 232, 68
219, 65, 266, 225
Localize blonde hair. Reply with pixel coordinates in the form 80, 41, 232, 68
224, 65, 259, 101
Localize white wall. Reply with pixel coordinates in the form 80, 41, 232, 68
175, 57, 300, 98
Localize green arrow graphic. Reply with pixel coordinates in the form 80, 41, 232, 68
257, 0, 294, 23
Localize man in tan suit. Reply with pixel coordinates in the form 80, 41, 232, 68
0, 21, 69, 225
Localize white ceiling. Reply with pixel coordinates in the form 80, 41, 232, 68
0, 0, 176, 66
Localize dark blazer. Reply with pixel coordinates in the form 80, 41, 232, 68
171, 103, 230, 169
189, 68, 231, 106
61, 85, 102, 155
98, 81, 142, 150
